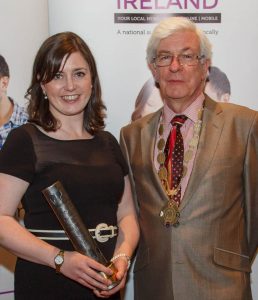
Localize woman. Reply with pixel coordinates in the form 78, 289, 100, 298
0, 32, 139, 299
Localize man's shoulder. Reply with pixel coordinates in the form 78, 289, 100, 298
121, 110, 161, 133
11, 100, 28, 125
218, 101, 258, 120
206, 97, 257, 120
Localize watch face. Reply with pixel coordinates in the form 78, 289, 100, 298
55, 255, 63, 265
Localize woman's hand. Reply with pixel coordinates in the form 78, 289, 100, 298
93, 256, 129, 298
59, 251, 114, 292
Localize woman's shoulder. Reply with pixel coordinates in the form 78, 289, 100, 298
6, 123, 43, 147
96, 130, 118, 142
96, 130, 121, 150
11, 122, 37, 134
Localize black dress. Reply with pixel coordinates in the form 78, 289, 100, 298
0, 123, 128, 300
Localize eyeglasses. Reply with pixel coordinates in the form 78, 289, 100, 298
153, 53, 205, 67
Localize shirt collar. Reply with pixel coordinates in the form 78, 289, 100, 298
8, 98, 27, 126
8, 99, 18, 125
162, 93, 205, 126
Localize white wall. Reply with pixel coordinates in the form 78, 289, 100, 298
0, 0, 49, 105
0, 1, 49, 298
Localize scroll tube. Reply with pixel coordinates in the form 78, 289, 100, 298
42, 180, 119, 289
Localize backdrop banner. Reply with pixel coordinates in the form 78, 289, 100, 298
49, 0, 258, 137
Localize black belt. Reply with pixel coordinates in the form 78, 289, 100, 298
28, 224, 118, 243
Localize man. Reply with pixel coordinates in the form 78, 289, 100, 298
205, 65, 231, 102
120, 17, 258, 299
131, 77, 163, 121
0, 54, 27, 297
0, 54, 28, 149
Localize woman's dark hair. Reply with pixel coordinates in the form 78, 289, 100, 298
26, 31, 106, 134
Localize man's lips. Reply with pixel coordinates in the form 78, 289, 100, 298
167, 79, 184, 84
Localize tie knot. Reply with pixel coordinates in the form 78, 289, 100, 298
171, 115, 187, 127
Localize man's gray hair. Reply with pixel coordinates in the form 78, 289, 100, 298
146, 17, 212, 64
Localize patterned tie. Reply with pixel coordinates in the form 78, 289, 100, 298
165, 115, 187, 205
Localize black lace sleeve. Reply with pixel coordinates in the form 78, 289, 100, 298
101, 131, 129, 176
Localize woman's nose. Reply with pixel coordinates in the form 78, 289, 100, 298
64, 75, 75, 91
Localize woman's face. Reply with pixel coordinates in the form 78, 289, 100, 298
0, 76, 9, 102
41, 51, 92, 121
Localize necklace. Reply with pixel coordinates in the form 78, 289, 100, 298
157, 107, 203, 227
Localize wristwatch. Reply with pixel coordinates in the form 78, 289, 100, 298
54, 249, 64, 273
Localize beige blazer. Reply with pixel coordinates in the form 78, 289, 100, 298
120, 97, 258, 300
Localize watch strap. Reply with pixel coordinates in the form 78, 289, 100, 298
55, 249, 64, 274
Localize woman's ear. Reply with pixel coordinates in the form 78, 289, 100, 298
40, 82, 46, 94
40, 83, 48, 99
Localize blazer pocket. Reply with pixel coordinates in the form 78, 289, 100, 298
134, 247, 149, 273
214, 247, 251, 272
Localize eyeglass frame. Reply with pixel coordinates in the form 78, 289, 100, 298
152, 52, 206, 68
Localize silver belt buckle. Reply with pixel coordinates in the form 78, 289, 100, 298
95, 223, 116, 243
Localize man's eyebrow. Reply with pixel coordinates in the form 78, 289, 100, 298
157, 47, 194, 54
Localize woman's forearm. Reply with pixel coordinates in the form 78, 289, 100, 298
0, 215, 58, 268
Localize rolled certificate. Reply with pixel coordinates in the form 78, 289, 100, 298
42, 180, 119, 289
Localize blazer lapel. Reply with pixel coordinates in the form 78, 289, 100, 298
180, 97, 225, 210
140, 109, 169, 201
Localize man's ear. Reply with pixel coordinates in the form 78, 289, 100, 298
201, 59, 211, 82
148, 63, 159, 83
0, 76, 10, 91
220, 93, 230, 103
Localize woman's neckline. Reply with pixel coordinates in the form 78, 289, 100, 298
28, 123, 96, 142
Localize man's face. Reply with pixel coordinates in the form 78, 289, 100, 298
0, 76, 9, 102
150, 30, 210, 110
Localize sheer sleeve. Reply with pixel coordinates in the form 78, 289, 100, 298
105, 131, 129, 176
0, 125, 36, 183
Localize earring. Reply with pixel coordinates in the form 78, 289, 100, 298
43, 91, 48, 99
